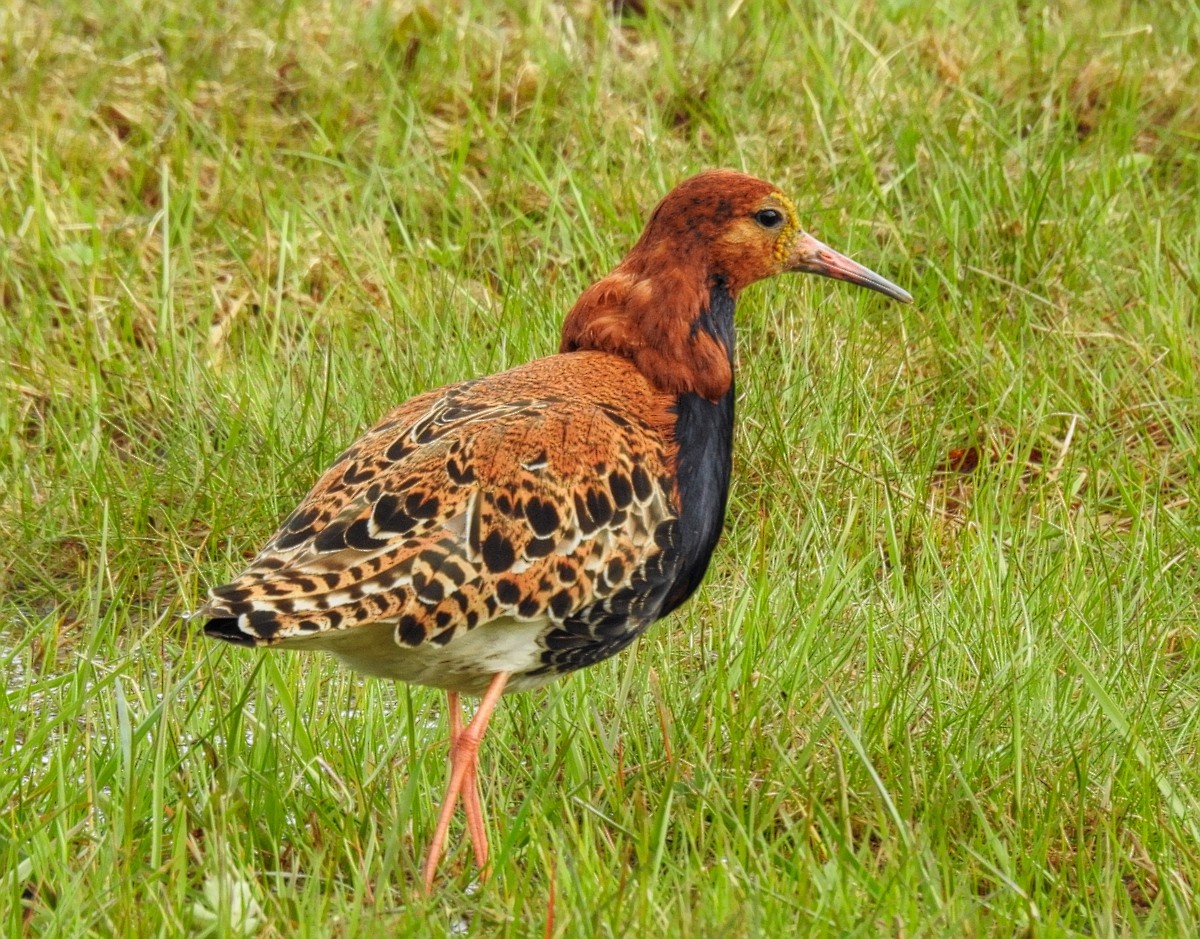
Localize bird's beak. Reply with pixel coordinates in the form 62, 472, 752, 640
786, 232, 913, 303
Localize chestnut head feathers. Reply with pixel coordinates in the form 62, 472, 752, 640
631, 169, 806, 294
561, 169, 910, 400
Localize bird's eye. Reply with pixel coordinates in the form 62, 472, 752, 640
754, 208, 785, 229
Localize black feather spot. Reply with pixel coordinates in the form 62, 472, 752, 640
608, 472, 633, 509
447, 459, 476, 484
525, 536, 555, 559
313, 524, 347, 553
440, 560, 468, 587
272, 529, 310, 551
396, 615, 425, 646
417, 578, 445, 604
481, 531, 515, 573
496, 578, 520, 605
204, 618, 256, 646
631, 465, 654, 502
247, 609, 281, 638
550, 590, 574, 619
220, 600, 254, 616
384, 437, 413, 461
283, 506, 320, 533
413, 417, 441, 444
586, 488, 613, 528
341, 462, 375, 486
373, 494, 416, 534
345, 519, 389, 551
406, 492, 441, 519
525, 498, 560, 538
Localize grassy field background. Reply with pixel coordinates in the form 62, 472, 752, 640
3, 0, 1200, 935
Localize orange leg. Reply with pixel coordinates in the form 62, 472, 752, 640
422, 672, 509, 893
447, 692, 488, 869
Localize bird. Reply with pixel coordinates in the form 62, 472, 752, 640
198, 169, 912, 892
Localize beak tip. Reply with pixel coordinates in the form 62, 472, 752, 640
789, 233, 913, 305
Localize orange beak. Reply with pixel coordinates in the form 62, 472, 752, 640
786, 232, 912, 303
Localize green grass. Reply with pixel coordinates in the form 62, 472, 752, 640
3, 0, 1200, 934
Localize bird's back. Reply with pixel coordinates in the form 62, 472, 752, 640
200, 351, 686, 693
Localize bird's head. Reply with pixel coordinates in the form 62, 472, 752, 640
643, 169, 912, 301
561, 169, 911, 399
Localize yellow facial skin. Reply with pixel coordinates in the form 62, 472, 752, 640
709, 188, 809, 289
771, 191, 802, 266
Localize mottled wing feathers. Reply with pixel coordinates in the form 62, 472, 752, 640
201, 354, 679, 659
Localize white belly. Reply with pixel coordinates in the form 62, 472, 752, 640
280, 617, 560, 696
